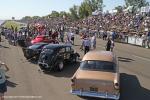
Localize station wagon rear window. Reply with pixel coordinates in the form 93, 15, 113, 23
80, 60, 116, 72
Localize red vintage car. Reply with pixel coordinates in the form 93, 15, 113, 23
31, 35, 59, 44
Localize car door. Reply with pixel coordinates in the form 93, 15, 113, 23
58, 47, 65, 59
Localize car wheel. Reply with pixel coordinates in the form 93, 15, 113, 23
73, 56, 78, 63
58, 61, 64, 71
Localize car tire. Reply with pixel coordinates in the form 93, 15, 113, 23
58, 61, 64, 71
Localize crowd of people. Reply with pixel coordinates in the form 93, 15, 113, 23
69, 12, 150, 48
1, 11, 150, 53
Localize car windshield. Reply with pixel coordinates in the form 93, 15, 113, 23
80, 60, 116, 72
29, 44, 42, 49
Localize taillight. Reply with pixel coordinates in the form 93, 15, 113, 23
114, 83, 119, 90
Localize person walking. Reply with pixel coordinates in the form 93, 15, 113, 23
67, 30, 74, 45
70, 32, 75, 45
146, 31, 150, 48
59, 32, 64, 43
91, 34, 96, 49
141, 33, 146, 47
0, 61, 9, 100
80, 36, 91, 54
106, 38, 115, 52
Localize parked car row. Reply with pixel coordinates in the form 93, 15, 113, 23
22, 43, 120, 100
22, 43, 80, 71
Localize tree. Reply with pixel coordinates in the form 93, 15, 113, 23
69, 5, 79, 20
50, 11, 60, 17
125, 0, 149, 13
90, 0, 104, 11
79, 1, 92, 18
78, 0, 104, 19
21, 16, 32, 22
32, 16, 41, 19
125, 0, 149, 8
115, 6, 123, 13
59, 11, 68, 18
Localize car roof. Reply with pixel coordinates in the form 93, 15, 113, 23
82, 51, 114, 62
44, 44, 71, 49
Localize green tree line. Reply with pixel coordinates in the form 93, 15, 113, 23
22, 0, 149, 21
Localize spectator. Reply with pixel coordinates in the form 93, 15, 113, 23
70, 32, 75, 45
91, 34, 96, 49
146, 31, 150, 48
106, 38, 115, 52
0, 61, 9, 100
141, 33, 147, 47
80, 36, 91, 54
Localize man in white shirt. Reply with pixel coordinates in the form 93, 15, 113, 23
91, 34, 96, 49
67, 31, 75, 45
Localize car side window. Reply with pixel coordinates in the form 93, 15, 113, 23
59, 48, 65, 53
66, 47, 71, 52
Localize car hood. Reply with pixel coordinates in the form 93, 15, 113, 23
76, 69, 116, 82
31, 38, 43, 44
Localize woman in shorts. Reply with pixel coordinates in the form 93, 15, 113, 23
0, 61, 9, 100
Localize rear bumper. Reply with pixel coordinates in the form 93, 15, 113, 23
70, 90, 120, 100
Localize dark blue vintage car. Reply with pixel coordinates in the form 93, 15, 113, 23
22, 42, 48, 60
38, 44, 80, 71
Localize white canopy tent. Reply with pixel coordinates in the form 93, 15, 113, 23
92, 10, 102, 16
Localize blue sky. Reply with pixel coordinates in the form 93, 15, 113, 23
0, 0, 149, 20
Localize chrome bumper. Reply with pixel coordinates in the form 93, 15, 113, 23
70, 90, 120, 100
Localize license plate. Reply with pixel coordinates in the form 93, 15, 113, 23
90, 87, 98, 92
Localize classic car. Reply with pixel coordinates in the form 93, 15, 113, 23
70, 51, 120, 100
22, 42, 48, 60
38, 44, 80, 71
31, 35, 59, 44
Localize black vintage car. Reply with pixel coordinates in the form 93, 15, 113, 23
22, 42, 48, 60
38, 44, 80, 71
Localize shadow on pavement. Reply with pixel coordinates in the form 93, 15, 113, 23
44, 62, 80, 78
74, 44, 81, 47
6, 80, 18, 88
6, 76, 10, 79
118, 57, 134, 62
78, 96, 104, 100
120, 73, 150, 100
28, 59, 38, 65
0, 44, 9, 49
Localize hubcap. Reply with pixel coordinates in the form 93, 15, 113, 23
59, 62, 63, 70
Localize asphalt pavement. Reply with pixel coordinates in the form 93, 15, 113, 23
0, 35, 150, 100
